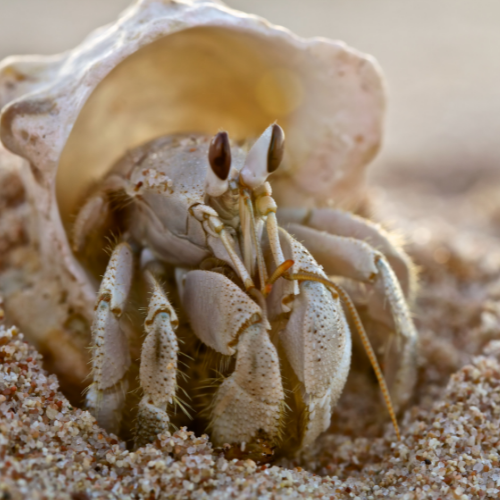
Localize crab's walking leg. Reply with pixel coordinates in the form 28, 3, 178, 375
72, 175, 127, 253
370, 256, 418, 410
135, 271, 179, 448
278, 207, 415, 299
181, 270, 284, 446
284, 224, 417, 410
86, 242, 132, 434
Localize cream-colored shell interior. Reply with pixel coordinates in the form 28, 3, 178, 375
57, 27, 307, 223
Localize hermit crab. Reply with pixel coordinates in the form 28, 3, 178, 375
0, 0, 417, 457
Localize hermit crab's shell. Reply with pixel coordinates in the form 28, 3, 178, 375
0, 0, 384, 321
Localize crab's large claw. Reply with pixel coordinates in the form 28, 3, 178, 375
182, 270, 285, 447
268, 230, 352, 449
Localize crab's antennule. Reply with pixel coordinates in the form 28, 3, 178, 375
241, 124, 285, 189
206, 131, 231, 197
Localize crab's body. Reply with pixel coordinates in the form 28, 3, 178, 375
70, 127, 416, 458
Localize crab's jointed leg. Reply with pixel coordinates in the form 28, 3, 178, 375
135, 270, 179, 448
72, 175, 127, 253
86, 242, 132, 434
278, 207, 415, 298
181, 269, 285, 446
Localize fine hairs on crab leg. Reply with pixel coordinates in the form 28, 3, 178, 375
283, 271, 401, 440
135, 269, 180, 448
277, 207, 415, 299
86, 242, 132, 434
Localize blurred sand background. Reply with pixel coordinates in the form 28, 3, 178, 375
1, 0, 500, 233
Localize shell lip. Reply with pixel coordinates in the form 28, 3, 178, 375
0, 0, 384, 172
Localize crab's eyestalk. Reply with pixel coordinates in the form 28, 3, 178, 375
206, 131, 232, 197
267, 124, 285, 173
240, 124, 285, 189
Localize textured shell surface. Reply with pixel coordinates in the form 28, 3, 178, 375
0, 0, 385, 425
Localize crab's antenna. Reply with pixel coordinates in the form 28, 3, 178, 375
283, 271, 401, 441
263, 259, 294, 296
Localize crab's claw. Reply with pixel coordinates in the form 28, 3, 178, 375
267, 229, 352, 450
182, 269, 285, 448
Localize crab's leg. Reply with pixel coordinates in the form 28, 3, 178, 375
268, 230, 352, 448
278, 207, 415, 299
72, 175, 127, 253
181, 270, 284, 446
283, 223, 417, 411
86, 242, 132, 434
135, 271, 179, 448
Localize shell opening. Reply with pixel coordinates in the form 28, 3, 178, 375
56, 27, 307, 226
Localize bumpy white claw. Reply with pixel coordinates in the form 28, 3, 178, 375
211, 322, 284, 446
182, 270, 261, 355
282, 280, 351, 447
272, 229, 352, 448
135, 271, 179, 448
182, 270, 284, 446
87, 242, 133, 434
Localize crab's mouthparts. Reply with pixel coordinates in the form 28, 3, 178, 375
235, 183, 285, 296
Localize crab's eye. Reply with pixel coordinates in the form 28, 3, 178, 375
209, 131, 231, 180
206, 131, 231, 197
267, 124, 285, 173
241, 124, 285, 189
